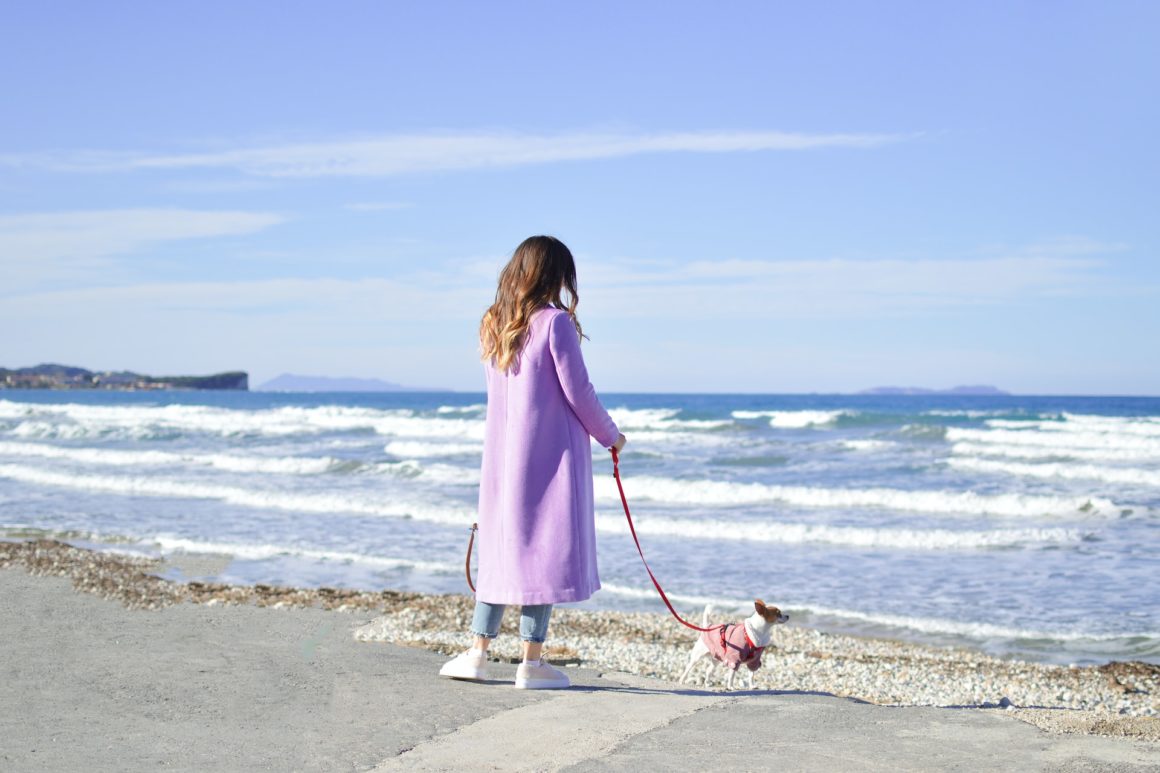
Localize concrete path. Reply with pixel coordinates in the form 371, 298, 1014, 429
2, 568, 1158, 772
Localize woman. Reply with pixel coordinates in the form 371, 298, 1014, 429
439, 235, 627, 689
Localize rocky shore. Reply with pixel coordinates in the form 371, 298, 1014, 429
3, 538, 1157, 741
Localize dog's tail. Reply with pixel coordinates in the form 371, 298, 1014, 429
701, 604, 712, 629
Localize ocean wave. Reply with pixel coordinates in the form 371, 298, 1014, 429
947, 427, 1160, 456
986, 413, 1160, 438
898, 423, 948, 440
435, 404, 486, 415
840, 440, 896, 452
0, 440, 342, 475
922, 409, 1037, 418
594, 474, 1122, 517
797, 603, 1160, 643
0, 463, 474, 524
0, 400, 485, 441
0, 440, 481, 483
383, 440, 483, 458
949, 440, 1159, 464
0, 462, 1092, 548
731, 409, 851, 428
593, 513, 1088, 549
945, 456, 1160, 487
599, 584, 1159, 643
607, 407, 733, 431
375, 461, 480, 485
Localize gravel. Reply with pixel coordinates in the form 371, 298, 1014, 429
3, 538, 1157, 741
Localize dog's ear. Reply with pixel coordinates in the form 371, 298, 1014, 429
754, 599, 767, 614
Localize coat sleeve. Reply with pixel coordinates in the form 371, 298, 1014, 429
547, 311, 620, 448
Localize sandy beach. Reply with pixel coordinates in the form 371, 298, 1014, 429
2, 538, 1159, 771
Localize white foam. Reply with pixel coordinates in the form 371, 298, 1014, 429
384, 440, 483, 458
0, 462, 1088, 549
0, 440, 484, 485
0, 440, 341, 475
600, 584, 1159, 643
594, 513, 1087, 549
385, 462, 480, 486
731, 409, 851, 428
607, 407, 732, 431
949, 440, 1159, 464
945, 457, 1160, 487
841, 440, 896, 452
923, 409, 1022, 418
151, 535, 457, 574
599, 582, 753, 612
0, 400, 486, 441
986, 414, 1160, 438
435, 404, 486, 415
595, 474, 1122, 517
947, 427, 1160, 456
797, 603, 1160, 643
0, 463, 474, 524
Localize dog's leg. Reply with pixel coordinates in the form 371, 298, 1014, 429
745, 669, 755, 690
725, 668, 736, 691
679, 652, 702, 685
680, 639, 710, 684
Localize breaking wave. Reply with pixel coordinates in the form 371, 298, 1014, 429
731, 409, 852, 428
594, 474, 1122, 517
945, 456, 1160, 487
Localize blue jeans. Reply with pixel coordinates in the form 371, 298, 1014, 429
470, 601, 554, 643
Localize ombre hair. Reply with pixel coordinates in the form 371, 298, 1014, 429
480, 235, 583, 372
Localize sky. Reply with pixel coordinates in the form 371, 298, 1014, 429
1, 1, 1156, 395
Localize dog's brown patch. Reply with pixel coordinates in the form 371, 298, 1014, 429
755, 598, 787, 623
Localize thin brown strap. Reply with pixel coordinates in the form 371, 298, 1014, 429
465, 523, 478, 593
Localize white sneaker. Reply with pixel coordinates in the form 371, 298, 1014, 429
514, 659, 571, 689
438, 649, 489, 681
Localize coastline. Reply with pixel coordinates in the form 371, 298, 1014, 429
2, 538, 1157, 743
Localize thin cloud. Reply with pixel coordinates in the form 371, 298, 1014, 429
578, 253, 1112, 319
0, 129, 918, 178
0, 208, 286, 287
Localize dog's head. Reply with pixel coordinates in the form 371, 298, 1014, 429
754, 599, 789, 626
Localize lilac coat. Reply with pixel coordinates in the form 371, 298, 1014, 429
475, 307, 620, 605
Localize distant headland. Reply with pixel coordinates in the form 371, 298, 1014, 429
256, 373, 446, 392
858, 385, 1010, 396
0, 363, 248, 391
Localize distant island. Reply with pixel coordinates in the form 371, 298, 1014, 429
858, 385, 1010, 396
256, 373, 445, 392
0, 363, 248, 391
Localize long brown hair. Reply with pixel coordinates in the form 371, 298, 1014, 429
480, 235, 583, 372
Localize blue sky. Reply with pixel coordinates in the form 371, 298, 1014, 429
1, 1, 1156, 394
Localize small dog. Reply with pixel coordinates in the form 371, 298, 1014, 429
679, 599, 789, 690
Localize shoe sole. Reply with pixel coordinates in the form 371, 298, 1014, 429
514, 679, 570, 689
439, 670, 488, 681
438, 665, 488, 681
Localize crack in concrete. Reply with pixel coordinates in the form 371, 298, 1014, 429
373, 673, 728, 772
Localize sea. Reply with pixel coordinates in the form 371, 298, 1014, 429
1, 390, 1157, 666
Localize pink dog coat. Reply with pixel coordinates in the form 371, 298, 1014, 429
703, 623, 764, 672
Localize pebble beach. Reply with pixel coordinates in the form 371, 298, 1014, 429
4, 538, 1157, 743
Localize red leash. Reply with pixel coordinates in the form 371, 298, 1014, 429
464, 448, 720, 634
611, 447, 720, 633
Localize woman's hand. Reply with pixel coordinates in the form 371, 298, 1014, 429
612, 433, 627, 452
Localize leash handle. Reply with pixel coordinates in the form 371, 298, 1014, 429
611, 447, 720, 633
465, 522, 478, 593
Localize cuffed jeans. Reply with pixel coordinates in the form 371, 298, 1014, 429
470, 601, 553, 643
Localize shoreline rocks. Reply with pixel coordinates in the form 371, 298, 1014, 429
2, 538, 1157, 740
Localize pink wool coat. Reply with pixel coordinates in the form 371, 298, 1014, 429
475, 307, 620, 605
703, 623, 764, 672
